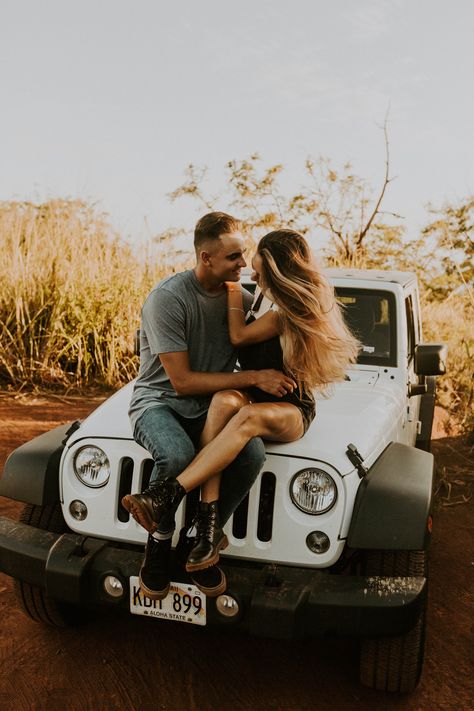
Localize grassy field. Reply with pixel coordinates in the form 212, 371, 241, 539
0, 199, 169, 390
422, 296, 473, 433
0, 199, 472, 433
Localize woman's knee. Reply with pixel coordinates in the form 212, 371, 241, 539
231, 404, 291, 439
209, 389, 248, 417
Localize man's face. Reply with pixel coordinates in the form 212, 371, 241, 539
203, 231, 247, 283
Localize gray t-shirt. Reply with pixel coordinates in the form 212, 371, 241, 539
128, 269, 253, 429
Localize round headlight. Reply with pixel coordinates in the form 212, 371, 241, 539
290, 468, 337, 515
73, 446, 110, 488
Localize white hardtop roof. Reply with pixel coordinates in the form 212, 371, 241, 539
241, 267, 417, 287
323, 268, 417, 287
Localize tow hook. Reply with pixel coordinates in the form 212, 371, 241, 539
264, 563, 281, 588
72, 536, 88, 556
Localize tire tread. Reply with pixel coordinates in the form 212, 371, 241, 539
360, 549, 427, 693
14, 503, 80, 627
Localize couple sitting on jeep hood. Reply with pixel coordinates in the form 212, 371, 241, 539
123, 211, 358, 599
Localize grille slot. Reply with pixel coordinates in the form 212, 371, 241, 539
257, 471, 276, 542
140, 459, 154, 491
117, 457, 134, 522
232, 494, 249, 540
116, 457, 153, 521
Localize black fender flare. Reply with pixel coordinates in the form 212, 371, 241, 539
0, 421, 80, 506
347, 442, 434, 551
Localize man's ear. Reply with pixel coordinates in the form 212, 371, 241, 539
200, 250, 212, 267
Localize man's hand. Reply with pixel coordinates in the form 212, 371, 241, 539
254, 369, 296, 397
158, 352, 296, 398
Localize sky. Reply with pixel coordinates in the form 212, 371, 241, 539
1, 0, 473, 251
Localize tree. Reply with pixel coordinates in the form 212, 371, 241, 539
421, 196, 474, 303
165, 121, 408, 268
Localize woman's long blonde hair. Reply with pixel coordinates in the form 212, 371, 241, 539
257, 230, 359, 396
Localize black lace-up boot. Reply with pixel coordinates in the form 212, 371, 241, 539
173, 526, 196, 568
191, 565, 227, 597
122, 478, 186, 534
139, 534, 172, 600
185, 500, 228, 572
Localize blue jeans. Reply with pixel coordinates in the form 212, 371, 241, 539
133, 404, 266, 528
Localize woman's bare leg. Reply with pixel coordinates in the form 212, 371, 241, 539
197, 390, 251, 503
178, 402, 304, 494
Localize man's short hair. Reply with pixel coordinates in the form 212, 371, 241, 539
194, 212, 241, 252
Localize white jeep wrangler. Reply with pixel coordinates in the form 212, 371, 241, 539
0, 269, 446, 693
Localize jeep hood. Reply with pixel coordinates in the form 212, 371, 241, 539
69, 377, 401, 477
268, 383, 402, 474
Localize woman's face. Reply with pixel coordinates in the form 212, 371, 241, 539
251, 252, 264, 290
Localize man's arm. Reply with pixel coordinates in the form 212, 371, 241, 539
160, 351, 295, 398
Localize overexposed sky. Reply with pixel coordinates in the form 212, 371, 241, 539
1, 0, 473, 248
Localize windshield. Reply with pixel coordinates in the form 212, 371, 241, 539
336, 288, 397, 366
242, 282, 397, 367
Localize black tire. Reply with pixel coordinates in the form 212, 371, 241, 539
359, 550, 427, 693
14, 503, 82, 627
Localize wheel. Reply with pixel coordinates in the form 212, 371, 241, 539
359, 550, 428, 693
14, 503, 83, 627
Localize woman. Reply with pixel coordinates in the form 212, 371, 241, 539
125, 230, 359, 593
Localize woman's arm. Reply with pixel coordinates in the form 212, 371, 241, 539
226, 282, 280, 346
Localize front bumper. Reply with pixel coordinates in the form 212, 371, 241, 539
0, 516, 426, 638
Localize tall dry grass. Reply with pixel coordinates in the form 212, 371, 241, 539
422, 294, 473, 433
1, 198, 471, 433
0, 200, 167, 389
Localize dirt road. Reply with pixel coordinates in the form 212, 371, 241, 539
0, 395, 473, 711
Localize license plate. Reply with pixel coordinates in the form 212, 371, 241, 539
129, 576, 206, 626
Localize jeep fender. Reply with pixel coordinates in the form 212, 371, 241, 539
0, 421, 79, 506
347, 442, 434, 551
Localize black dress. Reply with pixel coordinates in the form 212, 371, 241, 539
237, 293, 316, 433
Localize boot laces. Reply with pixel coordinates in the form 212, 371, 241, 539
194, 506, 218, 542
146, 479, 181, 512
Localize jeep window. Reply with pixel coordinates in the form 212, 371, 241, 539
242, 283, 397, 367
336, 289, 397, 367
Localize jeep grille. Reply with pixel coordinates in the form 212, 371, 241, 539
62, 439, 345, 568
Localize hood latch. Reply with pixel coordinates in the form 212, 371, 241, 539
346, 443, 368, 479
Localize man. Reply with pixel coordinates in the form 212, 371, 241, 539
125, 212, 294, 598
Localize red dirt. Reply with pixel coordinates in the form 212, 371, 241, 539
0, 394, 473, 711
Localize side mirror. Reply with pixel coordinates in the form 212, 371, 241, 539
134, 329, 140, 357
414, 343, 447, 376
